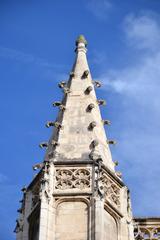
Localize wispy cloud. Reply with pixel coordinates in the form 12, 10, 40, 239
100, 13, 160, 109
97, 12, 160, 215
86, 0, 112, 20
124, 13, 160, 51
0, 46, 61, 69
0, 173, 8, 184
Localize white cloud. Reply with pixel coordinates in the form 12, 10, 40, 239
0, 46, 61, 69
102, 52, 160, 111
87, 0, 112, 20
100, 13, 160, 110
97, 13, 160, 215
124, 13, 160, 51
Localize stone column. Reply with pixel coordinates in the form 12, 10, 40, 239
95, 198, 104, 240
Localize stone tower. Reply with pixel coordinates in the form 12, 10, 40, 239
15, 35, 135, 240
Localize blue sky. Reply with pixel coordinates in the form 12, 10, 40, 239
1, 0, 160, 239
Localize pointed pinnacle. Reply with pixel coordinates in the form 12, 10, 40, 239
76, 35, 87, 46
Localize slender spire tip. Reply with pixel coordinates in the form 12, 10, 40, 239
75, 35, 87, 46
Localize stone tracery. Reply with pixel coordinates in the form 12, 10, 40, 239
55, 167, 91, 191
134, 225, 160, 240
102, 171, 121, 208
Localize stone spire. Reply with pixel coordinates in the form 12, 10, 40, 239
44, 35, 115, 172
15, 36, 135, 240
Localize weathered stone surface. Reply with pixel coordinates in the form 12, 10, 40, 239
55, 201, 88, 240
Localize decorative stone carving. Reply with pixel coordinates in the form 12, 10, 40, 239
85, 86, 93, 94
102, 119, 111, 125
107, 140, 116, 145
39, 142, 48, 148
63, 87, 71, 94
86, 103, 95, 112
52, 101, 66, 110
90, 139, 99, 148
114, 161, 119, 166
94, 159, 104, 199
46, 121, 54, 128
58, 81, 66, 88
51, 140, 59, 146
93, 80, 101, 88
14, 219, 23, 233
102, 171, 121, 208
97, 99, 106, 105
70, 71, 75, 77
89, 149, 102, 161
82, 69, 89, 78
88, 121, 97, 130
52, 101, 61, 106
54, 168, 91, 191
134, 225, 160, 240
45, 122, 63, 130
32, 162, 44, 171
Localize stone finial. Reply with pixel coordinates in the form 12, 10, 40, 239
76, 35, 87, 46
